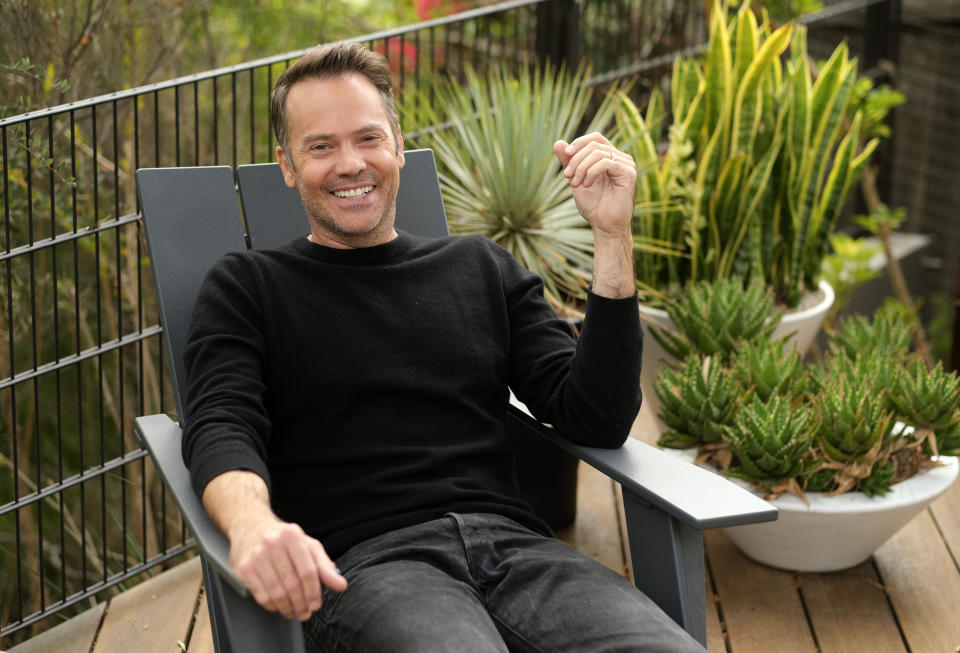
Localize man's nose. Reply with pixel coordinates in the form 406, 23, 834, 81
334, 145, 366, 176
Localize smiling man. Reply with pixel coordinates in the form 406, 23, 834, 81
182, 42, 705, 652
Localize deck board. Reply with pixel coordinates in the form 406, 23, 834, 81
706, 529, 818, 653
186, 591, 215, 653
557, 461, 629, 577
7, 603, 105, 653
704, 567, 725, 653
798, 562, 906, 653
873, 509, 960, 652
930, 467, 960, 562
91, 556, 203, 653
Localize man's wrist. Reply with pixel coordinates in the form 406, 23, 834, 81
591, 227, 635, 299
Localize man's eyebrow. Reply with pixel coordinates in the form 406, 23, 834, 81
299, 125, 388, 144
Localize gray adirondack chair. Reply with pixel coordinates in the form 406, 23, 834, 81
134, 149, 776, 653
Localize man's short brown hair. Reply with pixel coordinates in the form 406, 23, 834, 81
270, 42, 400, 159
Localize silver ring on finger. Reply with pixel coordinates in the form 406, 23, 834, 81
608, 151, 616, 161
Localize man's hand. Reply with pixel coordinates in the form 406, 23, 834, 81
554, 133, 637, 299
553, 133, 636, 238
202, 470, 348, 621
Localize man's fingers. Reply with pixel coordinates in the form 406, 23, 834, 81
265, 526, 318, 620
311, 540, 349, 593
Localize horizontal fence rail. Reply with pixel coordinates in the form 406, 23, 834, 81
0, 0, 896, 644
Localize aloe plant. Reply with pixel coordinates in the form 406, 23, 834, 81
826, 300, 913, 360
617, 0, 881, 306
813, 373, 894, 463
651, 277, 781, 363
890, 359, 960, 455
734, 337, 806, 403
724, 394, 818, 487
655, 354, 743, 449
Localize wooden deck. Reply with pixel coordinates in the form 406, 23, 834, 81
10, 408, 960, 652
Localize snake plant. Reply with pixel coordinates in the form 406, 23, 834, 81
618, 0, 880, 306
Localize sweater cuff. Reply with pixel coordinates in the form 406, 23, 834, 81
189, 445, 272, 501
584, 290, 640, 330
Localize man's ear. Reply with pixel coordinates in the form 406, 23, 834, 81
276, 146, 297, 188
396, 131, 405, 169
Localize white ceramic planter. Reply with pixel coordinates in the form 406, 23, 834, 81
666, 448, 959, 572
638, 280, 835, 434
723, 456, 959, 572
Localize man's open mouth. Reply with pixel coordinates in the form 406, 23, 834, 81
333, 186, 374, 198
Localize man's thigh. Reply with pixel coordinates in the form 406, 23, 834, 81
462, 516, 705, 653
304, 518, 508, 653
305, 559, 507, 653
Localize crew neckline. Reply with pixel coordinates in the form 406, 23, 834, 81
289, 230, 415, 264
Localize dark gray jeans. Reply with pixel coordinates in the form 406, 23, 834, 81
303, 513, 705, 652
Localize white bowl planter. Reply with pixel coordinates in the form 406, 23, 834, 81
723, 456, 958, 572
638, 280, 835, 432
667, 449, 959, 572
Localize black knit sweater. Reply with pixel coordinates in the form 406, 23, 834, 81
182, 231, 642, 559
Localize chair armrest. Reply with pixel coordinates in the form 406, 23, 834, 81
507, 399, 777, 530
134, 414, 249, 597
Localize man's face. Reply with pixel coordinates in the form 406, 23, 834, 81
277, 73, 405, 249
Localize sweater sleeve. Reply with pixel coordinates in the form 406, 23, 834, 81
496, 245, 643, 448
181, 253, 273, 499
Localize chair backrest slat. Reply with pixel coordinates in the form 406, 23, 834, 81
136, 166, 248, 420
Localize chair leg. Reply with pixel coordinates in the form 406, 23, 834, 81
201, 557, 307, 653
621, 490, 707, 646
201, 558, 234, 653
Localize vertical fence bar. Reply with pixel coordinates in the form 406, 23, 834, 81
49, 112, 67, 606
194, 81, 200, 166
25, 118, 47, 614
232, 72, 238, 169
175, 86, 181, 167
249, 69, 256, 163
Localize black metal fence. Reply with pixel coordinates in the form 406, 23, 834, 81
0, 0, 901, 644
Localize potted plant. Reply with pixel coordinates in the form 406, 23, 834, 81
654, 278, 960, 572
617, 0, 894, 421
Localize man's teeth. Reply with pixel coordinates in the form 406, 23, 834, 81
333, 186, 373, 198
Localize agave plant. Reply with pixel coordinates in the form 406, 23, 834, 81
404, 63, 641, 314
655, 354, 744, 450
617, 0, 881, 306
651, 277, 781, 363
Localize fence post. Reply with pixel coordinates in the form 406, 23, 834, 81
861, 0, 902, 214
536, 0, 580, 67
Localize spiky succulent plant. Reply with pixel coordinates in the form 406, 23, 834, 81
813, 374, 895, 464
826, 304, 912, 360
655, 354, 743, 449
890, 358, 960, 455
724, 395, 818, 487
734, 337, 806, 403
652, 277, 782, 364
